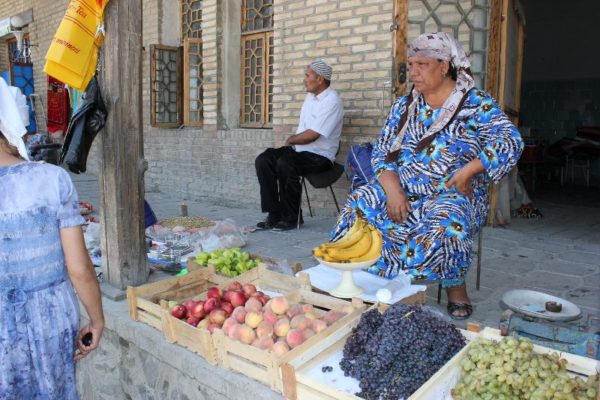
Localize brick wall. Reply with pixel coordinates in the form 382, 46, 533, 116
0, 1, 403, 216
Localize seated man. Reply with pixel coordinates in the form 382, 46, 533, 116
255, 59, 344, 231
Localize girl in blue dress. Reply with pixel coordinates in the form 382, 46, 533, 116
0, 78, 104, 399
331, 33, 523, 319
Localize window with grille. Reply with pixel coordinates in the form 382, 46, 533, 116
407, 0, 490, 88
241, 0, 273, 128
182, 0, 204, 126
150, 0, 203, 128
150, 45, 182, 128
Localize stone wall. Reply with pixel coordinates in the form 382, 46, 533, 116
76, 299, 282, 400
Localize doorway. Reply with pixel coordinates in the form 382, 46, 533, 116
514, 0, 600, 243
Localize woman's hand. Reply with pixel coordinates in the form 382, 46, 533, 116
378, 170, 411, 223
445, 159, 485, 197
387, 189, 411, 223
74, 322, 104, 361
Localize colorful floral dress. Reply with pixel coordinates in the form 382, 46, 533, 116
331, 89, 523, 286
0, 162, 84, 399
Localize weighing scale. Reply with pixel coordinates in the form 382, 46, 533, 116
500, 289, 600, 360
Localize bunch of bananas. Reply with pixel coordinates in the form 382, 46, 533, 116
313, 217, 383, 263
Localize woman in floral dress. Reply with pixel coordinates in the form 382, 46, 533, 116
0, 78, 104, 399
331, 33, 523, 319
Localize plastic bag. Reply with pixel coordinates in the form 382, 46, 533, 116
44, 0, 108, 90
60, 75, 107, 173
83, 222, 101, 256
197, 218, 247, 252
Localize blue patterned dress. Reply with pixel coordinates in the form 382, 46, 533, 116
0, 162, 84, 399
331, 89, 523, 286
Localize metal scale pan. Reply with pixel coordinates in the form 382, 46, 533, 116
501, 289, 582, 321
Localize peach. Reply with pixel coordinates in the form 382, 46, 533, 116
270, 297, 289, 315
311, 319, 327, 333
209, 309, 227, 325
228, 323, 242, 340
303, 329, 315, 340
222, 317, 237, 336
302, 304, 314, 314
207, 323, 220, 334
242, 283, 257, 297
256, 321, 274, 338
272, 341, 290, 357
229, 291, 247, 308
262, 308, 277, 325
206, 286, 221, 300
254, 336, 274, 350
304, 311, 317, 322
287, 303, 304, 319
245, 311, 263, 328
238, 324, 256, 344
232, 306, 247, 324
244, 297, 263, 313
290, 315, 309, 331
323, 310, 342, 325
274, 317, 290, 337
286, 329, 305, 348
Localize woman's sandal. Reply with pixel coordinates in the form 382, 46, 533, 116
447, 302, 473, 320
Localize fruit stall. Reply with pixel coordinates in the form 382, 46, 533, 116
126, 255, 599, 399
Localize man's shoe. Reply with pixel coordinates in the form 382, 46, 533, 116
272, 220, 297, 231
256, 215, 279, 230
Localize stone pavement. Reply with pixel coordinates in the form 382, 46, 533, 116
72, 172, 600, 329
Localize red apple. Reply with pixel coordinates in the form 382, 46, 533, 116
229, 291, 247, 308
190, 301, 206, 319
206, 286, 222, 300
220, 301, 234, 315
222, 290, 235, 303
207, 323, 221, 334
183, 299, 198, 313
203, 297, 220, 313
242, 283, 257, 297
186, 316, 200, 326
209, 309, 227, 325
227, 281, 243, 292
170, 304, 187, 319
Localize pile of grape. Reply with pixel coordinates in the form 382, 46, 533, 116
194, 248, 260, 277
453, 337, 598, 400
340, 304, 465, 399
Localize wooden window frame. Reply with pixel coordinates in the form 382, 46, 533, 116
183, 38, 203, 127
240, 31, 272, 128
240, 0, 273, 129
150, 44, 183, 128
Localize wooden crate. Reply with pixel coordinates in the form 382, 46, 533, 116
127, 263, 312, 364
212, 289, 366, 393
411, 327, 600, 399
283, 317, 599, 400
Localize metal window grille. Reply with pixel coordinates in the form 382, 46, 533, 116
408, 0, 490, 88
241, 0, 273, 128
181, 0, 203, 38
150, 45, 183, 128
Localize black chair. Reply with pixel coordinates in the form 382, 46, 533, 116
297, 162, 345, 229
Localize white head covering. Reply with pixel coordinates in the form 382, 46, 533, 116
309, 59, 333, 81
0, 78, 30, 159
389, 32, 475, 153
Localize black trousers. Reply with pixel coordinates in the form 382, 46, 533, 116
255, 147, 332, 222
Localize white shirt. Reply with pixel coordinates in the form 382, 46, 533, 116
294, 87, 344, 161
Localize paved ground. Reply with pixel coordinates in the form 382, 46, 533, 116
72, 172, 600, 330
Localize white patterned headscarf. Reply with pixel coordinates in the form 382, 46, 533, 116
309, 59, 333, 81
0, 78, 30, 159
390, 32, 475, 153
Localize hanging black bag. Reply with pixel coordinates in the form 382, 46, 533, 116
59, 75, 107, 174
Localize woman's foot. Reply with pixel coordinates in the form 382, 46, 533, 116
446, 285, 472, 320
